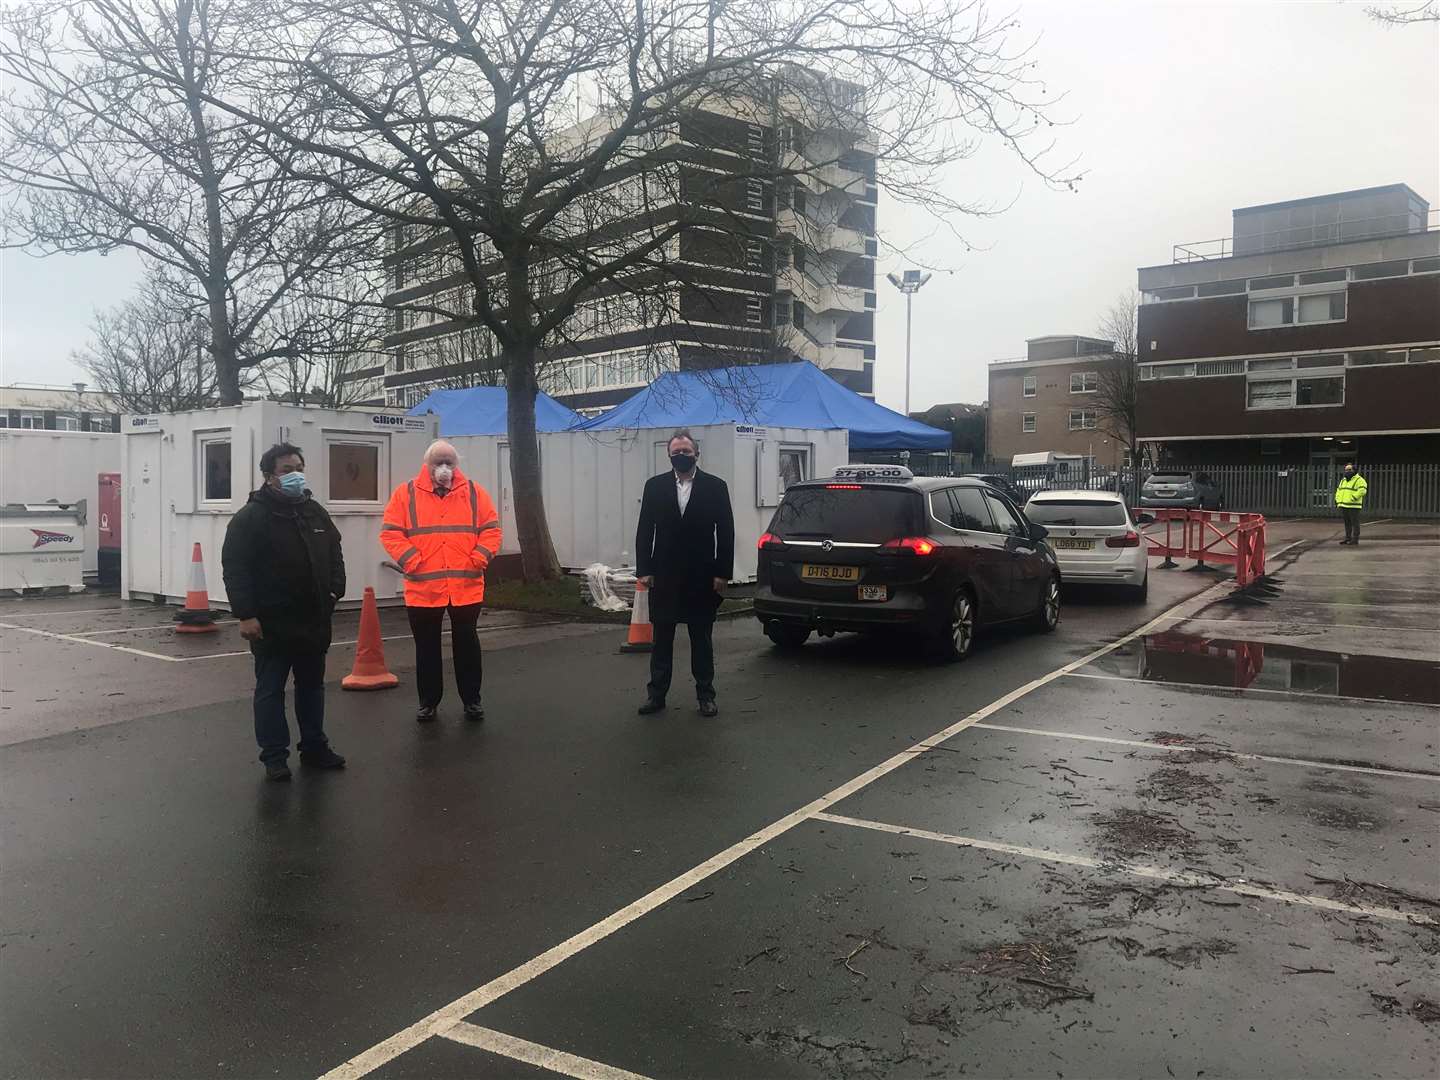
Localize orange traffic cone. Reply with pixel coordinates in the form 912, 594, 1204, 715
174, 542, 219, 633
342, 586, 400, 690
619, 579, 654, 654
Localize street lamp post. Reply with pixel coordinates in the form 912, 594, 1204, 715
886, 269, 932, 416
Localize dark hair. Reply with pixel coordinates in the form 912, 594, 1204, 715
259, 442, 305, 477
668, 428, 697, 453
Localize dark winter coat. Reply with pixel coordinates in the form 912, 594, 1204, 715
635, 469, 735, 623
221, 485, 345, 654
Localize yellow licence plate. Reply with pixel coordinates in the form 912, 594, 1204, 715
802, 564, 859, 582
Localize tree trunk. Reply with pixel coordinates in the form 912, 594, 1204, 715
504, 349, 563, 582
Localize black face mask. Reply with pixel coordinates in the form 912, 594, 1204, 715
671, 453, 697, 474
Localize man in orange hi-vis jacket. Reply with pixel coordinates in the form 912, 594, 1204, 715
382, 440, 502, 724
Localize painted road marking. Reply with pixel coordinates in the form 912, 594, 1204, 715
441, 1022, 652, 1080
0, 620, 183, 662
1063, 670, 1436, 710
813, 812, 1437, 927
317, 575, 1237, 1080
968, 722, 1440, 781
0, 606, 132, 619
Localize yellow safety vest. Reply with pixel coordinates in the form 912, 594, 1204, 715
1334, 474, 1367, 508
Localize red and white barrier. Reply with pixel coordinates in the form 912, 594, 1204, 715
1136, 508, 1268, 588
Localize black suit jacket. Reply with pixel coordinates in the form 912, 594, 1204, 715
636, 469, 735, 623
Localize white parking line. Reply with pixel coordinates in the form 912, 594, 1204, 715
441, 1022, 652, 1080
968, 722, 1440, 781
0, 620, 183, 662
1063, 670, 1435, 709
0, 606, 131, 619
316, 576, 1233, 1080
813, 811, 1436, 926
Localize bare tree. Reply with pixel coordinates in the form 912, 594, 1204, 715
192, 0, 1078, 580
1366, 2, 1438, 24
1095, 289, 1141, 499
74, 270, 224, 412
0, 0, 370, 403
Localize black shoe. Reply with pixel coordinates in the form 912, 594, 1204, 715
416, 705, 438, 723
464, 702, 485, 723
637, 698, 666, 715
300, 747, 346, 770
1338, 539, 1351, 545
265, 761, 292, 782
698, 700, 719, 718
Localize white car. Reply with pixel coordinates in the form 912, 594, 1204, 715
1024, 490, 1151, 600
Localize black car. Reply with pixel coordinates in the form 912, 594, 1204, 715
755, 466, 1060, 661
964, 473, 1031, 507
1139, 470, 1225, 510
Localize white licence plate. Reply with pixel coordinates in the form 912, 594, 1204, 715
859, 585, 887, 601
1052, 538, 1094, 551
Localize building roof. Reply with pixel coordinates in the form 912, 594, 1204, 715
1233, 183, 1428, 215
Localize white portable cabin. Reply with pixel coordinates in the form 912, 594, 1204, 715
449, 422, 848, 581
0, 428, 122, 577
120, 403, 437, 607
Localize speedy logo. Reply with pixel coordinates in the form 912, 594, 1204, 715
31, 529, 75, 548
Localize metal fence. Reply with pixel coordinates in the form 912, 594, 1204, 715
1172, 464, 1440, 520
945, 462, 1440, 520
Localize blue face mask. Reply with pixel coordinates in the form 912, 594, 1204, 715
277, 472, 307, 499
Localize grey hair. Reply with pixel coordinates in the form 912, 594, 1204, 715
667, 428, 698, 453
424, 439, 460, 464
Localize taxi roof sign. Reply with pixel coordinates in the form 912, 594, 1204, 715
832, 464, 914, 481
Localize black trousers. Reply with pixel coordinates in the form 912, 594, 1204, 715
647, 618, 716, 703
252, 649, 328, 764
407, 603, 483, 708
1341, 507, 1362, 542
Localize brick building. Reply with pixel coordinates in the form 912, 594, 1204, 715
986, 335, 1129, 470
1135, 184, 1440, 473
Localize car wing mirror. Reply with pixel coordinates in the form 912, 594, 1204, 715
1029, 523, 1050, 542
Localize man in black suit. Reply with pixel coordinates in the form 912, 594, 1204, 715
635, 429, 735, 717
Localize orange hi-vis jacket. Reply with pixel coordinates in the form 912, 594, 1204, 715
382, 467, 502, 607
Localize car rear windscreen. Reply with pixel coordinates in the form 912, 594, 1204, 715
1025, 500, 1128, 527
1146, 472, 1192, 483
770, 487, 920, 543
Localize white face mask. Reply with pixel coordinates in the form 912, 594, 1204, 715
432, 463, 455, 486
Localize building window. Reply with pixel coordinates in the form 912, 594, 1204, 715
1246, 374, 1344, 410
1349, 349, 1406, 366
329, 441, 381, 502
1068, 409, 1098, 431
53, 414, 81, 431
745, 179, 763, 212
1351, 260, 1409, 281
200, 437, 232, 503
1022, 375, 1036, 398
779, 447, 808, 491
1021, 413, 1037, 433
745, 297, 763, 325
774, 299, 792, 327
1248, 290, 1345, 329
1409, 347, 1440, 364
1414, 257, 1440, 274
745, 241, 764, 272
1070, 371, 1098, 393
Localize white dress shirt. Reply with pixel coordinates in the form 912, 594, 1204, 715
676, 470, 695, 516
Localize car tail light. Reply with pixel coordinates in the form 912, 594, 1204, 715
825, 484, 863, 490
757, 532, 783, 550
881, 536, 936, 556
1106, 531, 1141, 548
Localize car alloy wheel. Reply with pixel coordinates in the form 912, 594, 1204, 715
1034, 576, 1060, 632
950, 592, 975, 659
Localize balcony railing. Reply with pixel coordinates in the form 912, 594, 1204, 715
1173, 208, 1440, 263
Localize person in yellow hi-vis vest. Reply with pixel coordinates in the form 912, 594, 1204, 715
1334, 461, 1368, 546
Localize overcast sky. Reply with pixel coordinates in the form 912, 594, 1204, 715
2, 0, 1436, 411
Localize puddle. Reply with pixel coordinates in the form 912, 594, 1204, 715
1090, 630, 1440, 705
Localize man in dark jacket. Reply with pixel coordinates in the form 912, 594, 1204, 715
222, 442, 347, 780
635, 429, 735, 717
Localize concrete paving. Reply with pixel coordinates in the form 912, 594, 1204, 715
3, 517, 1437, 1079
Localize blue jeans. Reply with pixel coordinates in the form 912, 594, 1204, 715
253, 650, 329, 764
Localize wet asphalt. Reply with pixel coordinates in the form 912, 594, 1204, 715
2, 518, 1438, 1079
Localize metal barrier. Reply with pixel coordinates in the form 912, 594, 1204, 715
1137, 508, 1267, 587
